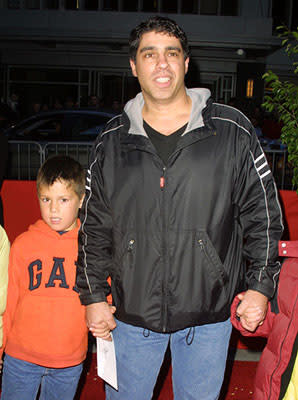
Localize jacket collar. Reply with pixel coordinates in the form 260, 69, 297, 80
123, 88, 215, 138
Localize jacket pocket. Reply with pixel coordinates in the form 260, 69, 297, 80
121, 238, 136, 271
196, 231, 229, 287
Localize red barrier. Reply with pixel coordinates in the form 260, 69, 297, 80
1, 181, 297, 350
2, 180, 41, 243
279, 190, 298, 240
2, 181, 297, 243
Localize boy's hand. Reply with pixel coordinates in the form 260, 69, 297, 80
86, 302, 116, 341
236, 290, 268, 332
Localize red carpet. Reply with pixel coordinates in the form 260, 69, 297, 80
75, 353, 258, 400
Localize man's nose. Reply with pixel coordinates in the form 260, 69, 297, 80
157, 53, 168, 68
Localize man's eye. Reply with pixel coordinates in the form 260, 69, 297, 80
41, 198, 49, 203
168, 52, 178, 57
144, 53, 153, 58
61, 198, 69, 203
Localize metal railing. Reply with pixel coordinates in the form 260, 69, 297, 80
7, 140, 44, 180
7, 140, 93, 180
6, 140, 293, 190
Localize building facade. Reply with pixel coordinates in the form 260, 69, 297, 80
0, 0, 297, 114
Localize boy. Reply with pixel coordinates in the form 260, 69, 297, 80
0, 155, 88, 400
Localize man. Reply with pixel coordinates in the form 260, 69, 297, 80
76, 16, 283, 400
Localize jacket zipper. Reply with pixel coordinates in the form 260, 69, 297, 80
160, 166, 169, 332
198, 239, 212, 264
198, 239, 227, 284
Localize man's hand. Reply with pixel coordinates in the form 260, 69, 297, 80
236, 290, 268, 332
86, 302, 116, 341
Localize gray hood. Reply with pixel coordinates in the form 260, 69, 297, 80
124, 88, 211, 136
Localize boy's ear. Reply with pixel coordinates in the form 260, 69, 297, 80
79, 194, 85, 208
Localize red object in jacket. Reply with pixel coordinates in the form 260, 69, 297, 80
231, 241, 298, 400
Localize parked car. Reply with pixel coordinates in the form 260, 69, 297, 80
4, 109, 116, 142
4, 109, 116, 180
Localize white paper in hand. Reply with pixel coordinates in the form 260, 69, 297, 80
96, 333, 118, 390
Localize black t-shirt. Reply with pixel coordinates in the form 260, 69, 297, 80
143, 120, 187, 165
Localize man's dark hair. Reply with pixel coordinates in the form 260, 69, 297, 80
129, 16, 190, 62
37, 155, 85, 199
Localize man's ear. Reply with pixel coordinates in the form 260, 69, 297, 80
130, 59, 137, 77
184, 57, 190, 75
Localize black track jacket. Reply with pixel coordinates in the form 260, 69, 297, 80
76, 88, 284, 333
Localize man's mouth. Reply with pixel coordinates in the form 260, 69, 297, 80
156, 77, 170, 83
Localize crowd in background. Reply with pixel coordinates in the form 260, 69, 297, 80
0, 92, 124, 133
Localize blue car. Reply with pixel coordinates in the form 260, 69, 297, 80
5, 109, 116, 142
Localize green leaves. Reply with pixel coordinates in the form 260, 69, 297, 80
262, 26, 298, 193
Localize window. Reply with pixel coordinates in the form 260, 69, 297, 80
7, 0, 21, 8
291, 1, 298, 31
200, 0, 219, 15
181, 0, 198, 14
84, 0, 99, 10
10, 68, 79, 83
162, 0, 177, 13
103, 0, 118, 10
64, 0, 77, 10
25, 0, 40, 8
123, 0, 138, 11
221, 0, 238, 16
142, 0, 157, 12
199, 0, 238, 16
45, 0, 59, 9
272, 0, 296, 32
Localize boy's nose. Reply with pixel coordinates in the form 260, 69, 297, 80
50, 202, 58, 212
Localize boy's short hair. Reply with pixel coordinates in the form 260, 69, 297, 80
129, 16, 190, 62
37, 155, 85, 199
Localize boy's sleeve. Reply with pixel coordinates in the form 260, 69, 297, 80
0, 241, 21, 356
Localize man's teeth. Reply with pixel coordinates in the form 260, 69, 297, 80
156, 77, 170, 83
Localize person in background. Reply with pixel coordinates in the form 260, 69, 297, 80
88, 94, 100, 110
0, 226, 9, 372
53, 97, 63, 110
64, 96, 75, 109
7, 92, 20, 122
0, 155, 88, 400
231, 240, 298, 400
76, 16, 283, 400
29, 101, 42, 116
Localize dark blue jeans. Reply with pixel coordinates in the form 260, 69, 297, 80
1, 354, 83, 400
106, 318, 232, 400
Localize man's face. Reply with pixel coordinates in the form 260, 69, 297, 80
130, 31, 189, 105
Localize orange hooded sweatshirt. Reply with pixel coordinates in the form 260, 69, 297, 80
0, 219, 88, 368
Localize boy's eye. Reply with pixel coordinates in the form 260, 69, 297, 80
41, 198, 49, 203
144, 53, 154, 58
61, 198, 69, 203
168, 51, 178, 57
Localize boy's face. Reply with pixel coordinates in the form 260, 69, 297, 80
38, 179, 84, 232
